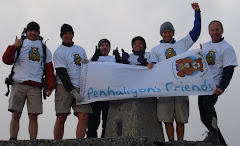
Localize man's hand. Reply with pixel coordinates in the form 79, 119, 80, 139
113, 47, 122, 63
198, 44, 203, 55
213, 88, 224, 95
14, 36, 22, 48
82, 58, 89, 64
91, 46, 102, 61
46, 89, 52, 97
147, 62, 154, 69
122, 49, 130, 61
94, 46, 102, 56
137, 55, 148, 66
113, 47, 120, 56
192, 3, 200, 11
70, 89, 83, 102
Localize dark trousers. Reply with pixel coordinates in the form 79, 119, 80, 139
198, 95, 226, 145
87, 101, 109, 138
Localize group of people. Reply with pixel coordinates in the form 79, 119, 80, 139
2, 2, 237, 146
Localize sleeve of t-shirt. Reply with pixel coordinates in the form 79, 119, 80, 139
189, 10, 201, 42
222, 46, 238, 68
218, 66, 235, 91
150, 47, 158, 63
53, 50, 66, 69
82, 48, 87, 59
45, 47, 52, 63
56, 67, 74, 92
145, 52, 152, 63
2, 45, 18, 65
177, 34, 195, 52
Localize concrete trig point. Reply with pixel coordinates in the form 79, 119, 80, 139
105, 98, 164, 140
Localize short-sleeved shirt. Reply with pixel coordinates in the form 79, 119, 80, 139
89, 56, 116, 62
128, 52, 151, 65
13, 38, 52, 84
53, 44, 87, 88
151, 34, 194, 63
202, 40, 238, 86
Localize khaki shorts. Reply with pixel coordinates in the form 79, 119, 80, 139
157, 96, 189, 123
55, 84, 93, 116
8, 83, 42, 114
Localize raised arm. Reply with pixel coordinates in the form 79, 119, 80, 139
189, 3, 201, 42
2, 36, 22, 65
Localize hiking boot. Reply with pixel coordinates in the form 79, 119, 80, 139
203, 131, 220, 145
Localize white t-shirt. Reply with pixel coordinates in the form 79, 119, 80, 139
53, 44, 87, 88
128, 52, 151, 65
151, 34, 194, 63
13, 39, 52, 83
202, 40, 238, 86
89, 56, 116, 62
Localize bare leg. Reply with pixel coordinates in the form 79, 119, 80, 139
176, 122, 184, 140
76, 112, 88, 138
165, 122, 174, 141
10, 111, 22, 139
54, 114, 68, 140
28, 114, 38, 139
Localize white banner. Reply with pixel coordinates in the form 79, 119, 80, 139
79, 49, 216, 104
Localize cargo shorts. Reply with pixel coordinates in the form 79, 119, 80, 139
8, 83, 42, 114
55, 84, 93, 116
157, 96, 189, 123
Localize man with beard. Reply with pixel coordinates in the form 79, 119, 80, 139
86, 39, 115, 138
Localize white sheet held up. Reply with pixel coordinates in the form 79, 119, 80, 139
79, 49, 216, 104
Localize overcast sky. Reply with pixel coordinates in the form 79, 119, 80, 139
0, 0, 239, 145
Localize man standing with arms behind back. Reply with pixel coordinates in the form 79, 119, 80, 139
199, 20, 238, 145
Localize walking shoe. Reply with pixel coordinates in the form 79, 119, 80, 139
9, 137, 17, 140
203, 131, 220, 145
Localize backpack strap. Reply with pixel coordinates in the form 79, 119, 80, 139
5, 46, 22, 96
5, 28, 27, 96
42, 41, 47, 100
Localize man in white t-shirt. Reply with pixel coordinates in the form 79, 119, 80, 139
148, 3, 201, 141
87, 39, 115, 138
2, 21, 55, 140
121, 36, 151, 66
53, 24, 92, 139
199, 20, 238, 145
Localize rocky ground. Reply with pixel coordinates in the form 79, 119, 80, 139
0, 136, 217, 146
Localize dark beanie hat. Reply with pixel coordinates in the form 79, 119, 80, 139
160, 21, 175, 36
60, 24, 74, 38
132, 36, 146, 50
26, 21, 40, 34
98, 39, 111, 48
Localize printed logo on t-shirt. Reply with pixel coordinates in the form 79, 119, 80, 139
165, 48, 176, 59
73, 54, 82, 66
206, 51, 216, 65
28, 47, 40, 62
175, 57, 203, 77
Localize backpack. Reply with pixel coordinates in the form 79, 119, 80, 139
5, 28, 47, 99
